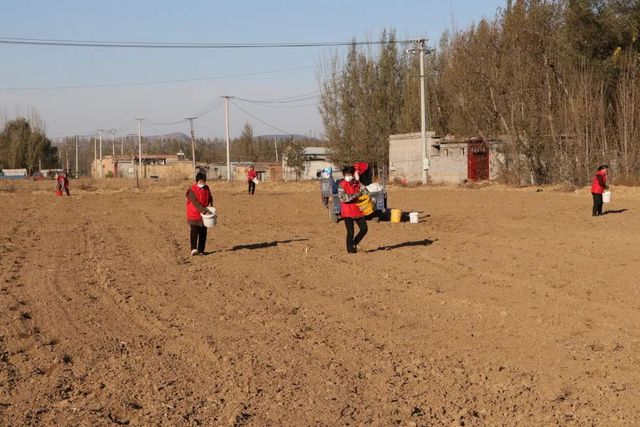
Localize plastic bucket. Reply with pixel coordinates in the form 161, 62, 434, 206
409, 212, 419, 224
602, 190, 611, 203
356, 194, 374, 216
252, 178, 259, 184
201, 207, 217, 227
390, 209, 402, 223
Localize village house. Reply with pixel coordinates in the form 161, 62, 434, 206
282, 147, 335, 181
389, 132, 503, 184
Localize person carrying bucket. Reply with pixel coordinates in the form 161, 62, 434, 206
338, 166, 370, 254
186, 172, 213, 256
247, 165, 257, 195
591, 164, 609, 217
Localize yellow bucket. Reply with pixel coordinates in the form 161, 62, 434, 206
356, 194, 374, 216
390, 208, 402, 223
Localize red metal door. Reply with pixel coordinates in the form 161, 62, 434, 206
467, 142, 489, 181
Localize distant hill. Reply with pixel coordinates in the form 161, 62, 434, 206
256, 134, 323, 143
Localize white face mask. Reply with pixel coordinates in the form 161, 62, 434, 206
197, 183, 205, 188
344, 176, 353, 182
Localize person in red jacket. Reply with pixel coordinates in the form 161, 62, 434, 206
186, 172, 213, 255
338, 166, 369, 253
591, 164, 609, 216
247, 165, 257, 195
56, 172, 70, 195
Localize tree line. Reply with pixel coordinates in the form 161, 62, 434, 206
0, 116, 58, 173
320, 0, 640, 185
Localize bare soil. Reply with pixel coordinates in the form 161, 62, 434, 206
1, 180, 640, 426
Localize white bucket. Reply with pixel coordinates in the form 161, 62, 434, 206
201, 207, 217, 227
603, 191, 611, 203
409, 212, 419, 224
252, 178, 259, 184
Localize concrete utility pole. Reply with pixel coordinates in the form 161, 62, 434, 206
93, 136, 97, 178
111, 130, 116, 158
98, 129, 104, 178
274, 138, 279, 162
418, 39, 428, 184
186, 117, 197, 175
221, 96, 233, 181
137, 119, 143, 180
408, 39, 433, 184
120, 135, 124, 156
75, 136, 79, 178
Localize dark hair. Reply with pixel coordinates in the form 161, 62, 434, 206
195, 172, 207, 182
341, 166, 355, 175
598, 164, 609, 171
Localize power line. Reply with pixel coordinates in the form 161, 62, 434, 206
0, 65, 315, 91
0, 36, 414, 49
230, 100, 294, 136
234, 90, 320, 104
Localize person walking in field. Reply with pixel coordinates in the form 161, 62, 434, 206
591, 164, 609, 217
56, 172, 70, 196
338, 166, 370, 254
247, 165, 257, 195
186, 172, 213, 256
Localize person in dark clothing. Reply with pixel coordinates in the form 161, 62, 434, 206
591, 164, 609, 216
185, 172, 214, 255
338, 166, 369, 253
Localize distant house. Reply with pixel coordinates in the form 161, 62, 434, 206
93, 153, 199, 180
204, 162, 283, 182
0, 168, 28, 179
389, 132, 503, 184
282, 147, 335, 181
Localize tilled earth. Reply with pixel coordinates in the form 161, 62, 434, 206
1, 181, 640, 426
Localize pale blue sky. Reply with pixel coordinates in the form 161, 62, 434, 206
0, 0, 506, 139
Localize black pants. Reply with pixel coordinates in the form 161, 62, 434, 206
190, 225, 208, 253
248, 180, 256, 195
344, 217, 368, 253
592, 193, 604, 216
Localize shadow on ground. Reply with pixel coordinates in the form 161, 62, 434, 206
366, 238, 437, 252
227, 238, 309, 251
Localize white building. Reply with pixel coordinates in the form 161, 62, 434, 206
283, 147, 336, 181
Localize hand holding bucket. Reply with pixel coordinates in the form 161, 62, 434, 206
201, 207, 217, 227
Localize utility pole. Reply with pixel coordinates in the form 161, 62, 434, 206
221, 96, 233, 181
111, 130, 116, 158
418, 39, 428, 184
137, 119, 143, 180
93, 136, 97, 178
75, 136, 79, 178
274, 138, 279, 162
121, 135, 124, 156
408, 39, 432, 184
186, 117, 197, 175
98, 129, 103, 178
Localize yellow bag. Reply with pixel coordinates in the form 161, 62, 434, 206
356, 194, 374, 215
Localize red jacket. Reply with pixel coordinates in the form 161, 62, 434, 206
186, 184, 212, 221
339, 179, 364, 218
591, 171, 607, 194
247, 169, 257, 181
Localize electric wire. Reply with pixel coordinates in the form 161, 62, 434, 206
0, 65, 315, 91
229, 100, 295, 136
0, 36, 414, 49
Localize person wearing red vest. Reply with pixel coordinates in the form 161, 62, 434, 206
186, 172, 213, 255
247, 165, 257, 195
338, 166, 369, 253
591, 164, 609, 216
56, 172, 70, 196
